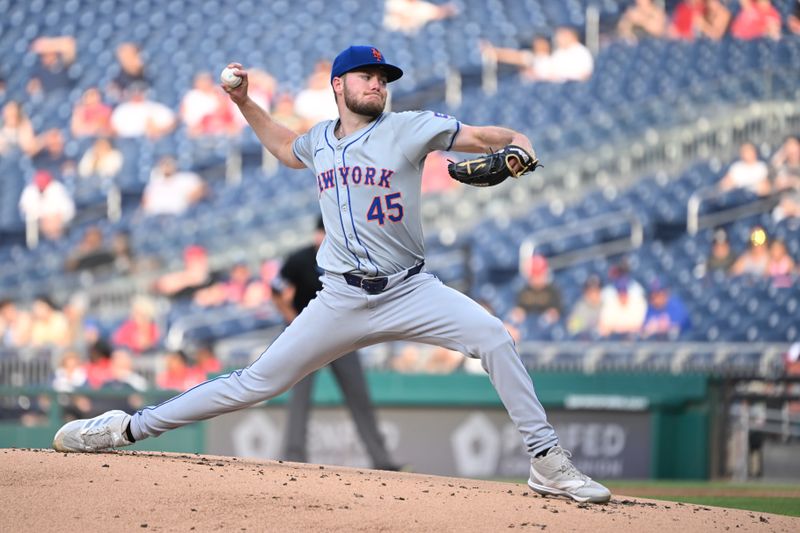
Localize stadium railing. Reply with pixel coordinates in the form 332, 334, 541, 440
687, 187, 790, 235
518, 210, 644, 272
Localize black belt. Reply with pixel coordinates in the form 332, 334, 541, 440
343, 262, 424, 294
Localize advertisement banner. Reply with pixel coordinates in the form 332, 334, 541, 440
206, 406, 651, 479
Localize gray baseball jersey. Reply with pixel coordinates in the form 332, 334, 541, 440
292, 111, 459, 276
129, 110, 559, 461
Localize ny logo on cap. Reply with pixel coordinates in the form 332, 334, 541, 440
371, 48, 383, 62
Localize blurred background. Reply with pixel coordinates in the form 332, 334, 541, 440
1, 0, 799, 484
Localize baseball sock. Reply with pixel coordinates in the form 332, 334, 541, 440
125, 422, 136, 443
534, 447, 552, 458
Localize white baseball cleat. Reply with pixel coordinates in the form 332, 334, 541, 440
528, 446, 611, 503
52, 410, 134, 453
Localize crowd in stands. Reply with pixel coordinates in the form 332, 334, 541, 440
2, 1, 800, 409
507, 254, 692, 342
481, 26, 595, 83
2, 37, 345, 244
482, 0, 799, 84
717, 137, 800, 223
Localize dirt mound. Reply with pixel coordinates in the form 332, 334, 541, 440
1, 449, 796, 532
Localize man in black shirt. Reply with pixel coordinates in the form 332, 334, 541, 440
511, 254, 562, 325
271, 217, 399, 470
108, 43, 149, 101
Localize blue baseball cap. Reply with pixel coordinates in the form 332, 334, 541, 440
330, 45, 403, 83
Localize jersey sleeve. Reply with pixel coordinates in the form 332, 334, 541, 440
292, 121, 329, 168
392, 111, 461, 167
291, 131, 314, 168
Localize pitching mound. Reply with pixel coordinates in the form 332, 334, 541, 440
1, 449, 796, 532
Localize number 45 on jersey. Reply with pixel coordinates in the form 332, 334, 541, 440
367, 192, 404, 225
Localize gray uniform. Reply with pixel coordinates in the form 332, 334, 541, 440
129, 111, 558, 457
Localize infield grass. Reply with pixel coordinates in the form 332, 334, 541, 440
603, 480, 800, 517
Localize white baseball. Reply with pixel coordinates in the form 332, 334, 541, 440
220, 67, 242, 88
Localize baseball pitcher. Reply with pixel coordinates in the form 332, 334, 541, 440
53, 45, 610, 504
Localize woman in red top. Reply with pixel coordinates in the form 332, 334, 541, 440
156, 350, 207, 391
112, 295, 161, 354
731, 0, 781, 40
669, 0, 707, 40
71, 87, 112, 137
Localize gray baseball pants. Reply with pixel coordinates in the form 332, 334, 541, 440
130, 271, 559, 456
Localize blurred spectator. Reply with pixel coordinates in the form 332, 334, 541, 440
241, 259, 280, 309
480, 36, 554, 83
104, 348, 148, 392
549, 27, 594, 83
730, 0, 781, 41
64, 225, 115, 273
154, 244, 215, 300
70, 87, 113, 138
766, 239, 795, 287
0, 298, 32, 348
28, 295, 70, 348
270, 92, 305, 131
141, 155, 207, 216
194, 343, 222, 375
30, 128, 76, 179
383, 0, 458, 34
771, 136, 800, 190
0, 101, 36, 156
790, 1, 800, 34
110, 230, 135, 274
110, 230, 157, 275
641, 279, 691, 339
731, 226, 770, 277
598, 277, 647, 338
18, 169, 76, 240
718, 142, 771, 197
108, 43, 149, 100
157, 350, 207, 391
52, 349, 88, 392
26, 36, 76, 96
703, 228, 737, 274
773, 192, 800, 222
89, 348, 148, 414
696, 0, 732, 40
111, 295, 161, 354
510, 254, 562, 325
110, 83, 176, 139
421, 151, 459, 193
294, 61, 338, 131
601, 258, 646, 302
390, 343, 462, 373
85, 339, 113, 389
669, 0, 706, 40
181, 72, 235, 137
566, 275, 603, 337
62, 292, 93, 349
78, 137, 123, 180
617, 0, 667, 42
771, 136, 800, 222
194, 262, 254, 307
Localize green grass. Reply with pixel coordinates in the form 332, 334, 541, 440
645, 496, 800, 517
503, 478, 800, 517
605, 479, 800, 491
602, 480, 800, 518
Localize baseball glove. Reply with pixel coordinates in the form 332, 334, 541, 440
447, 145, 541, 187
